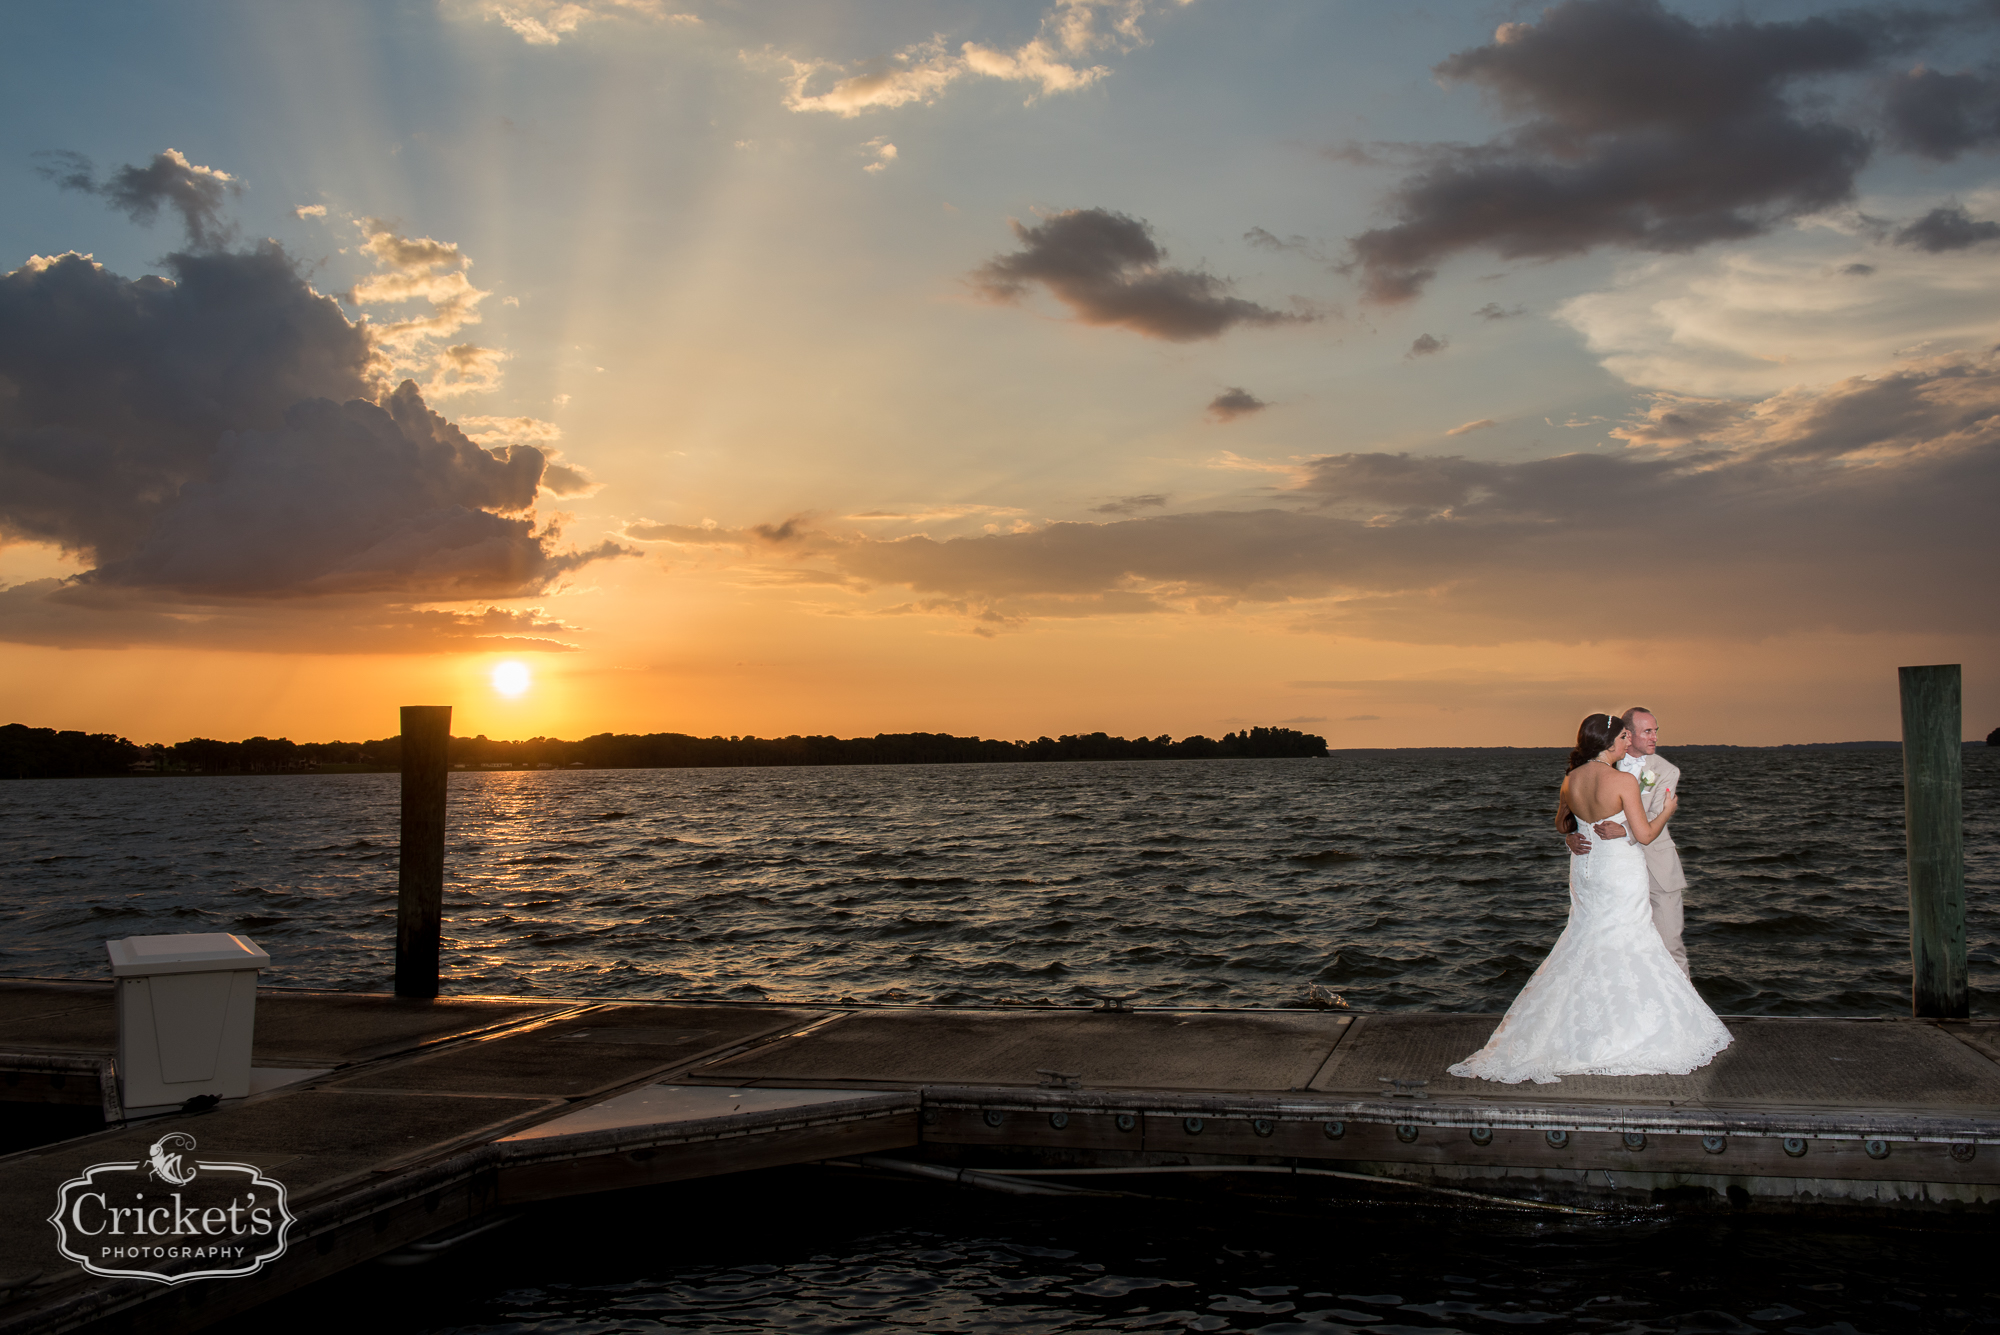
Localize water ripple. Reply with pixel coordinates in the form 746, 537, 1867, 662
0, 749, 1993, 1013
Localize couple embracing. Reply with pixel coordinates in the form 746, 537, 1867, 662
1449, 707, 1732, 1085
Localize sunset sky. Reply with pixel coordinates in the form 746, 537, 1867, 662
3, 0, 1996, 747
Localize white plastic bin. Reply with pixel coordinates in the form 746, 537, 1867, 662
106, 933, 268, 1111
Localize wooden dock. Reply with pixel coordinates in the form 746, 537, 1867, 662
4, 978, 1999, 1335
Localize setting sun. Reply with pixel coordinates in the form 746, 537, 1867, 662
491, 662, 531, 698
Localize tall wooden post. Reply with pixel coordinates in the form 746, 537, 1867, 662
1900, 665, 1966, 1019
395, 705, 452, 999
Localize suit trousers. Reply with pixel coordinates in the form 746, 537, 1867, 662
1650, 868, 1688, 979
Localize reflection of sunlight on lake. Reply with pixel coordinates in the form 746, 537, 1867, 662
491, 661, 530, 697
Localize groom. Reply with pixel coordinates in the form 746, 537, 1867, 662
1563, 706, 1690, 978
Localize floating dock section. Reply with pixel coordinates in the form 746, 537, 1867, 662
4, 979, 1998, 1334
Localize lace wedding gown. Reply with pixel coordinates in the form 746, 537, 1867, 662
1448, 810, 1731, 1084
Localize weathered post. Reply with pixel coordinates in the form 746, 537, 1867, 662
1900, 665, 1966, 1019
395, 705, 453, 999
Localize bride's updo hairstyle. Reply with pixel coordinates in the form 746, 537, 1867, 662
1565, 712, 1627, 774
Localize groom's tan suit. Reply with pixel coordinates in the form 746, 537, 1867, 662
1619, 750, 1689, 977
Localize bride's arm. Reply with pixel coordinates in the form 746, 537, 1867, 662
1618, 773, 1678, 844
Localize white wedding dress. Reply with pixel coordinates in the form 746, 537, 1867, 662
1448, 810, 1731, 1084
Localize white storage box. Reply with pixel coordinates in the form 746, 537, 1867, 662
107, 933, 268, 1112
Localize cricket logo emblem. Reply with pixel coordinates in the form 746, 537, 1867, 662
49, 1134, 295, 1284
147, 1133, 198, 1187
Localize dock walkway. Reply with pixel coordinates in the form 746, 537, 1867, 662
3, 979, 1997, 1335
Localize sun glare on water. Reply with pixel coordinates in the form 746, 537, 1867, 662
491, 661, 531, 698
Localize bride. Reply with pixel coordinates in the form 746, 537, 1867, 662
1449, 713, 1731, 1084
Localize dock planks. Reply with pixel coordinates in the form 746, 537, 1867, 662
3, 981, 1999, 1335
685, 1008, 1356, 1091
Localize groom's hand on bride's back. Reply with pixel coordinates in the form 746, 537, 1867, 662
1564, 819, 1626, 853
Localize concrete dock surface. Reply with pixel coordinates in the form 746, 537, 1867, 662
3, 978, 1998, 1335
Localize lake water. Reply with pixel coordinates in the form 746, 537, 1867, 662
4, 748, 1996, 1012
6, 747, 1999, 1334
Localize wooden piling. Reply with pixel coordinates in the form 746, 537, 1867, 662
1900, 665, 1966, 1019
395, 705, 453, 999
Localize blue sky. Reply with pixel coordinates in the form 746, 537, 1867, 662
2, 0, 1995, 744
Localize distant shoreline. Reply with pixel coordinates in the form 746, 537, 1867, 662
7, 735, 1990, 781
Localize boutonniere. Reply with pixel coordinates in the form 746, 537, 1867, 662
1639, 771, 1660, 793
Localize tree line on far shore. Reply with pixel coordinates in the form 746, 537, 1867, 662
0, 722, 1328, 779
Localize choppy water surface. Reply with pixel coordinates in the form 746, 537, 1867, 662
9, 749, 2000, 1335
3, 748, 1996, 1012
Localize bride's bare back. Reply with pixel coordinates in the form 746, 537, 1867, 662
1564, 762, 1634, 823
1562, 758, 1676, 845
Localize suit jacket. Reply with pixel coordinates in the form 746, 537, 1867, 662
1634, 752, 1687, 892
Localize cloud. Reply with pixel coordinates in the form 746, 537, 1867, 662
456, 414, 564, 444
457, 415, 599, 496
1406, 333, 1447, 358
767, 0, 1158, 116
676, 346, 2000, 644
345, 218, 499, 396
1881, 64, 2000, 160
973, 208, 1314, 341
1445, 418, 1496, 436
769, 39, 963, 116
623, 520, 785, 547
1893, 204, 2000, 251
862, 138, 899, 173
1556, 219, 2000, 394
35, 149, 240, 251
1245, 227, 1315, 254
0, 182, 627, 650
73, 384, 627, 600
454, 0, 697, 46
1089, 494, 1169, 515
845, 504, 1028, 525
1206, 388, 1268, 422
1343, 0, 1944, 303
0, 582, 586, 654
0, 247, 371, 562
294, 204, 328, 219
1472, 302, 1524, 320
1605, 395, 1747, 447
1344, 714, 1382, 722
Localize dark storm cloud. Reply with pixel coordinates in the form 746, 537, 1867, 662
1893, 203, 2000, 250
1881, 64, 2000, 159
35, 149, 242, 250
1206, 388, 1268, 421
1344, 0, 1944, 303
86, 384, 629, 599
720, 349, 2000, 643
973, 208, 1313, 341
0, 161, 629, 648
0, 247, 373, 562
